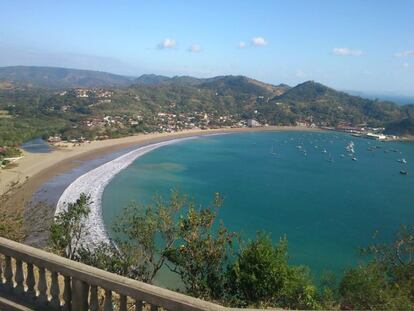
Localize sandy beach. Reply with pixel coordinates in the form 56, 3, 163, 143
0, 126, 320, 240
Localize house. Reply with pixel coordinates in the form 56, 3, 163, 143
247, 119, 261, 127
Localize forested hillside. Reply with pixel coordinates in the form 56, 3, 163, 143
0, 66, 413, 146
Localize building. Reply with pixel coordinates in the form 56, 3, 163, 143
365, 133, 387, 140
247, 119, 261, 127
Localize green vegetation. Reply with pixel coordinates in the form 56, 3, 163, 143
1, 66, 414, 147
49, 194, 91, 260
227, 233, 319, 309
0, 66, 134, 89
47, 192, 414, 310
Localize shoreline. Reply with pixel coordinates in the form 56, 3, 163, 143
0, 126, 320, 241
56, 136, 200, 249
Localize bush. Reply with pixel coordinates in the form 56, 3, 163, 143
226, 232, 320, 309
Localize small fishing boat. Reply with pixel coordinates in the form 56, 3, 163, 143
397, 158, 407, 164
400, 170, 408, 175
352, 157, 357, 161
270, 143, 276, 155
346, 141, 355, 154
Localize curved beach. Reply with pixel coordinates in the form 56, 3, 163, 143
55, 136, 198, 248
0, 126, 321, 243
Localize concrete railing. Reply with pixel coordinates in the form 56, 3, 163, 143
0, 237, 229, 311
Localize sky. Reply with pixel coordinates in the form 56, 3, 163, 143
0, 0, 413, 95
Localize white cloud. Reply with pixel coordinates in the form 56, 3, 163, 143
157, 38, 177, 49
403, 62, 410, 68
296, 69, 306, 78
332, 47, 363, 56
395, 50, 414, 57
238, 41, 246, 49
251, 37, 268, 46
188, 43, 202, 53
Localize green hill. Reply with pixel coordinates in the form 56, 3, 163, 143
261, 81, 405, 126
1, 66, 414, 145
134, 74, 171, 85
0, 66, 134, 89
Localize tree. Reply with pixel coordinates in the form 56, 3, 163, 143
339, 225, 414, 310
339, 263, 388, 310
112, 191, 185, 283
164, 193, 237, 300
49, 193, 91, 259
226, 232, 319, 309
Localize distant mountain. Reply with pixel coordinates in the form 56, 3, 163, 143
133, 74, 290, 97
0, 66, 134, 88
260, 80, 405, 127
200, 76, 289, 96
134, 74, 170, 85
274, 81, 346, 102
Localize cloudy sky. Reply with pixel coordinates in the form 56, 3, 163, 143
0, 0, 413, 95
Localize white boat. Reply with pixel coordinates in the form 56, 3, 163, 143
398, 158, 407, 164
346, 141, 355, 154
270, 143, 276, 155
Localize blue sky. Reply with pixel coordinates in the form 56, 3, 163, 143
0, 0, 413, 95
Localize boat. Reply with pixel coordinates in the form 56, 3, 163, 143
346, 141, 355, 154
397, 158, 407, 164
400, 170, 408, 175
270, 143, 276, 155
352, 157, 357, 161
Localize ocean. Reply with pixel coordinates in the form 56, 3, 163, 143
101, 131, 414, 280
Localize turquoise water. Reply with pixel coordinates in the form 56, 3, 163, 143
102, 131, 414, 279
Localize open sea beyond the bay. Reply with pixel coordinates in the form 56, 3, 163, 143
101, 131, 414, 284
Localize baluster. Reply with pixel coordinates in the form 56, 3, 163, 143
63, 275, 72, 311
89, 285, 99, 311
150, 304, 158, 311
119, 295, 127, 311
14, 259, 24, 294
0, 255, 3, 285
26, 263, 36, 299
37, 266, 48, 304
50, 271, 61, 308
72, 278, 89, 311
103, 289, 114, 311
4, 256, 13, 290
135, 299, 143, 311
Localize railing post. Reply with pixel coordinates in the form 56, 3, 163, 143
72, 278, 89, 311
103, 289, 114, 311
26, 263, 36, 299
89, 285, 99, 311
50, 271, 61, 308
4, 255, 13, 290
14, 259, 24, 294
63, 275, 72, 311
135, 299, 143, 311
37, 266, 48, 304
0, 255, 3, 286
119, 295, 127, 311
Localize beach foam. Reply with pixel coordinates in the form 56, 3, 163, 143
55, 136, 197, 249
